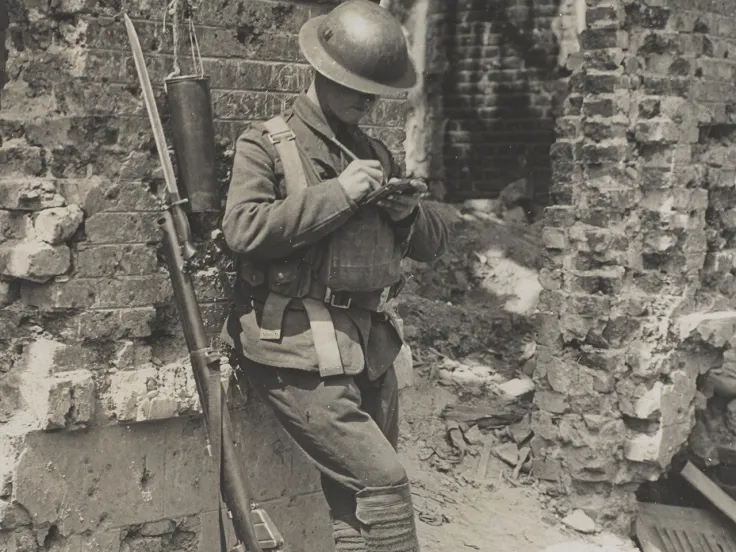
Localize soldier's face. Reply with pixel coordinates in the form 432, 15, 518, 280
319, 77, 378, 125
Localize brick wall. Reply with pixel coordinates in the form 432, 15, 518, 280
0, 1, 407, 551
533, 0, 736, 531
439, 0, 568, 201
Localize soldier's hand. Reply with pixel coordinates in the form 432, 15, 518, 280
376, 191, 420, 222
338, 160, 384, 202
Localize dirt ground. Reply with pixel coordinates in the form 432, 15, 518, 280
397, 375, 638, 552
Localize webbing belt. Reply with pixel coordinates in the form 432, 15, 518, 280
256, 284, 392, 378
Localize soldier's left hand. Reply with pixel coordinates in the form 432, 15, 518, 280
376, 192, 420, 222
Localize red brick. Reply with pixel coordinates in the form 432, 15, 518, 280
85, 213, 160, 244
587, 6, 619, 27
583, 96, 615, 118
641, 76, 690, 97
96, 276, 172, 308
567, 269, 625, 296
581, 28, 622, 50
21, 279, 99, 310
555, 117, 581, 139
582, 140, 629, 165
583, 118, 627, 142
77, 307, 156, 340
59, 179, 161, 217
0, 181, 65, 211
624, 4, 671, 29
0, 147, 45, 177
634, 119, 681, 144
75, 244, 159, 278
584, 49, 625, 71
198, 0, 311, 32
583, 73, 622, 95
544, 206, 576, 228
212, 90, 289, 121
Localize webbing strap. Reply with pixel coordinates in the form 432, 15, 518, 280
302, 298, 344, 377
259, 292, 291, 341
263, 116, 308, 197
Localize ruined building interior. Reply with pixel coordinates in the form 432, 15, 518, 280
3, 0, 736, 550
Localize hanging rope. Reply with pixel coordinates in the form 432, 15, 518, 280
162, 0, 181, 79
189, 16, 205, 77
162, 0, 204, 80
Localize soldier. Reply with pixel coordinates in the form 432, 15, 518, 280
222, 1, 449, 551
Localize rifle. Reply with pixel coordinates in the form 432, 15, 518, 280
123, 14, 283, 552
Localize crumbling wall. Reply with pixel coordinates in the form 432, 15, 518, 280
440, 0, 569, 201
533, 0, 736, 531
0, 1, 408, 551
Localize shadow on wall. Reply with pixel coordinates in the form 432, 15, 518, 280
442, 0, 565, 203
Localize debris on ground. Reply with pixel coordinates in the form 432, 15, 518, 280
494, 442, 521, 467
498, 376, 535, 398
562, 510, 597, 534
510, 414, 533, 445
442, 398, 528, 429
399, 375, 641, 552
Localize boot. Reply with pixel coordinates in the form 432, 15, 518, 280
355, 481, 420, 552
333, 515, 367, 551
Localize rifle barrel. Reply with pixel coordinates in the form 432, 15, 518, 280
160, 211, 263, 552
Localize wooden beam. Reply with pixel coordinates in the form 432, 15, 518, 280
681, 461, 736, 526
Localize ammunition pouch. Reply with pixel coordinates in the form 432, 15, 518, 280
237, 257, 407, 313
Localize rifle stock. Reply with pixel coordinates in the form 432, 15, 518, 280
159, 207, 282, 551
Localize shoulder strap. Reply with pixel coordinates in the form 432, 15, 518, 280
263, 115, 308, 197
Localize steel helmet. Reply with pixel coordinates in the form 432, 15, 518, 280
299, 0, 417, 96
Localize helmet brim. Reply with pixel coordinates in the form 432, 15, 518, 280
298, 15, 417, 97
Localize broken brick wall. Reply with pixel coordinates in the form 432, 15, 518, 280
0, 1, 408, 551
439, 0, 573, 202
533, 0, 736, 532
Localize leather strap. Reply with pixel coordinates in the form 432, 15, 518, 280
302, 297, 345, 377
263, 115, 308, 197
259, 292, 292, 341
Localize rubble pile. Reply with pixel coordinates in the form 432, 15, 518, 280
676, 313, 736, 494
396, 196, 543, 380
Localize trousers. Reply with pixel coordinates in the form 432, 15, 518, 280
237, 356, 406, 519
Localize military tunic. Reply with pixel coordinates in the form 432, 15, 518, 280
222, 94, 449, 379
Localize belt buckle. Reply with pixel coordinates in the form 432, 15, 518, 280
267, 129, 296, 145
326, 288, 352, 309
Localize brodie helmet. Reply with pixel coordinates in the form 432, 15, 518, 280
298, 0, 417, 96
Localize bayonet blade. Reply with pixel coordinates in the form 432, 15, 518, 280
123, 14, 179, 198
